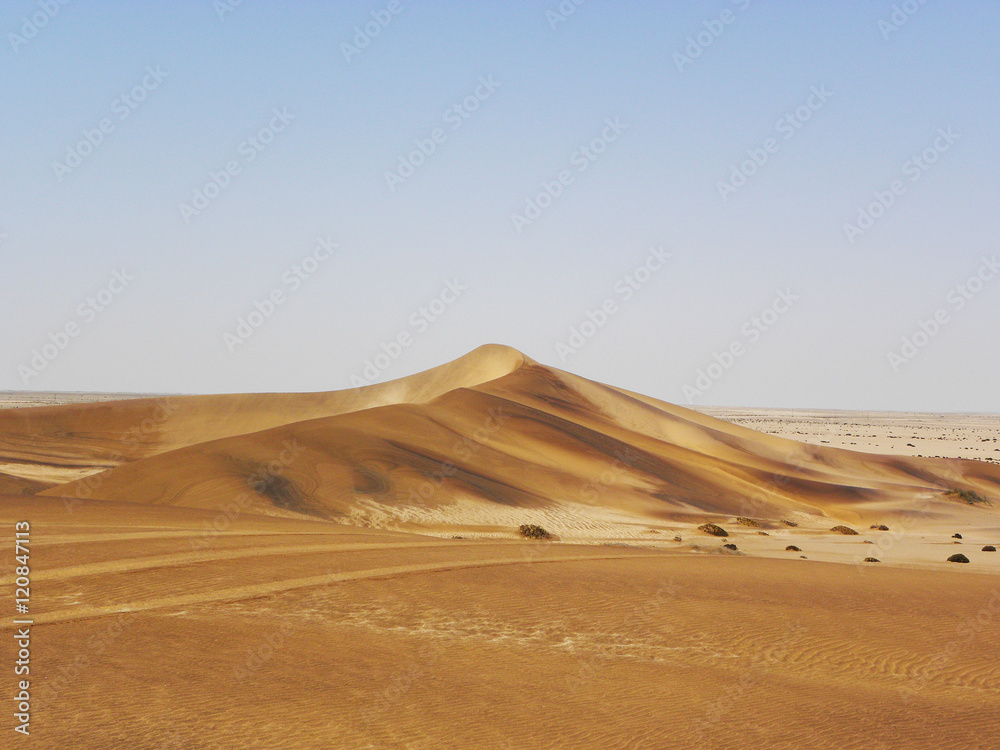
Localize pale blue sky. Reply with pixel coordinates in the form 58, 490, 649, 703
3, 1, 999, 412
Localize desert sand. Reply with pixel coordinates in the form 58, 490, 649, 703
2, 345, 998, 748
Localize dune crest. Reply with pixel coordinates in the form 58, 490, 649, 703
0, 343, 525, 489
30, 346, 999, 536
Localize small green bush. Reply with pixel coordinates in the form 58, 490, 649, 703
735, 517, 760, 527
946, 489, 991, 506
781, 519, 798, 527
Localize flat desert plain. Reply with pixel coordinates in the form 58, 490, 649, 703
2, 345, 998, 749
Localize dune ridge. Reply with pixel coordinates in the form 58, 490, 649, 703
0, 344, 524, 489
26, 345, 998, 538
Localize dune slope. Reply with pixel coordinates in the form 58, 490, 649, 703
37, 347, 1000, 535
0, 344, 524, 489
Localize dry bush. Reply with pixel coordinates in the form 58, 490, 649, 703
518, 524, 553, 540
698, 523, 728, 537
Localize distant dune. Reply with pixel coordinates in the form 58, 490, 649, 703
5, 344, 994, 538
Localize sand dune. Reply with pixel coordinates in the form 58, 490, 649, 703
4, 347, 999, 748
35, 347, 999, 546
0, 344, 525, 489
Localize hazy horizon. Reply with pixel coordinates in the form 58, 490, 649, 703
4, 1, 999, 412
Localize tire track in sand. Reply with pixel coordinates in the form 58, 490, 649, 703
1, 551, 662, 628
0, 540, 514, 585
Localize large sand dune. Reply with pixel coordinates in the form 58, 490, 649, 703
0, 344, 525, 489
3, 345, 998, 748
30, 345, 999, 541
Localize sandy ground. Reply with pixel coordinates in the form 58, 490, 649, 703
702, 407, 1000, 465
2, 347, 998, 748
0, 392, 162, 409
2, 496, 998, 750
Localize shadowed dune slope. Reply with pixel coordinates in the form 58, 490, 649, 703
0, 344, 524, 489
38, 347, 1000, 530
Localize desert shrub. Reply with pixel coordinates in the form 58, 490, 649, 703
518, 524, 553, 540
952, 533, 963, 539
785, 545, 801, 552
870, 524, 889, 531
947, 553, 970, 563
722, 543, 738, 551
698, 523, 728, 537
781, 519, 798, 527
946, 489, 991, 506
830, 525, 859, 535
864, 557, 881, 563
983, 546, 997, 552
735, 517, 760, 528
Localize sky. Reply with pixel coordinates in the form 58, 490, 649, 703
3, 0, 999, 412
